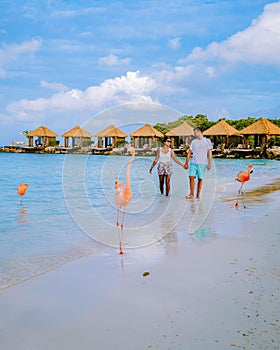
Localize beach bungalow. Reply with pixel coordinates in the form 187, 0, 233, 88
166, 122, 194, 149
240, 118, 280, 148
95, 125, 127, 148
62, 125, 93, 148
203, 120, 240, 149
27, 125, 58, 147
130, 123, 164, 148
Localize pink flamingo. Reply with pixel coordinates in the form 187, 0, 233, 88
115, 148, 135, 254
17, 184, 29, 203
235, 164, 253, 209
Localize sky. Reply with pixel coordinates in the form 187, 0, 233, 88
1, 0, 280, 144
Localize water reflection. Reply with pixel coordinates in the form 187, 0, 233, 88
161, 230, 179, 255
194, 226, 214, 239
188, 200, 207, 234
17, 204, 30, 224
179, 199, 217, 241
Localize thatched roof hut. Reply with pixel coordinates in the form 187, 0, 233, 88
166, 122, 194, 148
166, 122, 194, 137
240, 118, 280, 135
62, 125, 93, 147
240, 118, 280, 148
204, 120, 239, 137
27, 125, 58, 147
130, 123, 164, 138
130, 123, 164, 148
95, 124, 127, 148
203, 120, 240, 149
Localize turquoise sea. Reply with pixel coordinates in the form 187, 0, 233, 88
0, 153, 279, 289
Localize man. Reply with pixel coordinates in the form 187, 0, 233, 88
184, 127, 212, 199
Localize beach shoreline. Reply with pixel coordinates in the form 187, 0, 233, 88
1, 188, 280, 349
1, 145, 280, 159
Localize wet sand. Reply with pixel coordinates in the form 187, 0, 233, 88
0, 193, 280, 349
222, 177, 280, 203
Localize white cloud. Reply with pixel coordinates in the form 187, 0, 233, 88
51, 7, 106, 18
181, 2, 280, 66
5, 71, 156, 122
168, 37, 181, 50
48, 39, 94, 52
208, 108, 230, 120
40, 80, 69, 92
99, 53, 131, 66
205, 66, 215, 78
23, 5, 38, 21
0, 38, 41, 78
150, 63, 194, 95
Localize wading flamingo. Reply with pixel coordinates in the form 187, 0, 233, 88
235, 165, 253, 209
115, 148, 135, 254
17, 184, 29, 203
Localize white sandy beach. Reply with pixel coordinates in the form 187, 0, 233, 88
1, 190, 280, 350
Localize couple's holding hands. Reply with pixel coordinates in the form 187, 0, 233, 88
150, 128, 212, 199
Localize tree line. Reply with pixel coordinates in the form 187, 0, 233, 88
154, 115, 280, 134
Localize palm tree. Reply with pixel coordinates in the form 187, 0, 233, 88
21, 130, 31, 138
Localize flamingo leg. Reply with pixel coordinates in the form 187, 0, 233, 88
118, 207, 126, 255
120, 207, 126, 230
116, 207, 126, 255
116, 207, 120, 227
235, 183, 244, 208
241, 189, 247, 209
116, 207, 123, 254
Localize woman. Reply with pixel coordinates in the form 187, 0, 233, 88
150, 136, 184, 196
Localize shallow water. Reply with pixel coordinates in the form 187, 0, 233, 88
0, 153, 279, 289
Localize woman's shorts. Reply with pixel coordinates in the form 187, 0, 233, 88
158, 162, 173, 175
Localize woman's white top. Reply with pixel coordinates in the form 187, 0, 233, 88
158, 147, 171, 164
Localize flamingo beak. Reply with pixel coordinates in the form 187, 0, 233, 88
250, 169, 253, 173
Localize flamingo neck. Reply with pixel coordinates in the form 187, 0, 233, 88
125, 154, 134, 193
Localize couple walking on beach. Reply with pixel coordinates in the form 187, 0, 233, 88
150, 127, 212, 199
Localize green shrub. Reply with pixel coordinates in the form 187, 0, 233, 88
268, 136, 280, 147
49, 140, 57, 147
82, 140, 93, 147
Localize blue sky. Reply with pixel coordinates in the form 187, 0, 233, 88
1, 0, 280, 144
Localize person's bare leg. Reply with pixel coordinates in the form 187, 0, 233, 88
185, 176, 195, 199
159, 175, 164, 195
197, 179, 203, 199
165, 174, 171, 196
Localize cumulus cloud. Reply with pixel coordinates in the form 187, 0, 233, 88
150, 63, 194, 94
168, 37, 181, 50
99, 53, 131, 66
181, 2, 280, 66
0, 38, 41, 78
40, 80, 69, 92
6, 71, 156, 122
